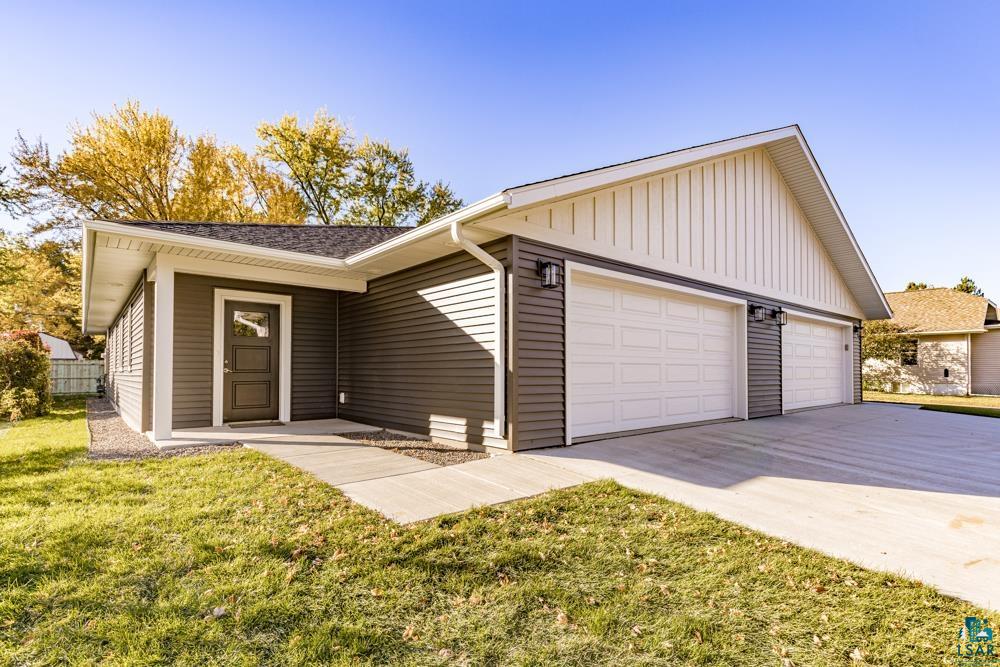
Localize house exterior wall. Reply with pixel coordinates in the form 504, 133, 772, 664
170, 273, 338, 429
105, 276, 147, 432
971, 329, 1000, 395
484, 147, 863, 320
510, 237, 859, 451
866, 334, 971, 396
337, 240, 509, 449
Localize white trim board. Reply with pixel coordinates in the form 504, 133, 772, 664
212, 289, 293, 426
564, 262, 749, 447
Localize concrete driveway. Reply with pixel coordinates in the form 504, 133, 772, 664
527, 402, 1000, 610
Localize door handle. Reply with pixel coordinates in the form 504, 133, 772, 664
223, 368, 232, 374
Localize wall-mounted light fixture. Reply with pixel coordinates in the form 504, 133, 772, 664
853, 324, 862, 334
537, 260, 563, 289
749, 304, 767, 322
773, 308, 788, 326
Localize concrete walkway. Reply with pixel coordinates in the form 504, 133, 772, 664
246, 434, 593, 523
156, 417, 380, 449
339, 456, 592, 523
245, 434, 437, 485
527, 403, 1000, 611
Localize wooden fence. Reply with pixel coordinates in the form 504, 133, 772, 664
49, 359, 103, 395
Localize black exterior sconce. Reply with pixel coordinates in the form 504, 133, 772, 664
749, 304, 767, 322
773, 308, 788, 326
537, 260, 562, 289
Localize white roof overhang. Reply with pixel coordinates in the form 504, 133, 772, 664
82, 126, 890, 332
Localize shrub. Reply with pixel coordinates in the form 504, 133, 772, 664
0, 337, 51, 421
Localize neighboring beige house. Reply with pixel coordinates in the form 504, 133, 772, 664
868, 289, 1000, 395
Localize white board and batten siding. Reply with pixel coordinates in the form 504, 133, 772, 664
485, 148, 863, 321
567, 268, 746, 440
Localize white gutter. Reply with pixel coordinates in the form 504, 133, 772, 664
450, 217, 506, 439
345, 193, 509, 267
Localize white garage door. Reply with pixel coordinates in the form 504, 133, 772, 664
782, 316, 847, 410
568, 273, 737, 438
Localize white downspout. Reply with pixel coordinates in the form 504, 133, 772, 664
450, 220, 506, 439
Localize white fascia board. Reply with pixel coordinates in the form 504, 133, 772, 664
783, 307, 856, 328
82, 220, 352, 271
344, 193, 509, 267
504, 127, 800, 210
913, 329, 988, 336
81, 227, 98, 333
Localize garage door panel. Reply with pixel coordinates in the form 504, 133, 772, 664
621, 326, 662, 350
782, 315, 847, 411
569, 274, 738, 438
621, 363, 661, 384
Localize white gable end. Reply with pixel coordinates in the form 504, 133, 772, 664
478, 147, 863, 318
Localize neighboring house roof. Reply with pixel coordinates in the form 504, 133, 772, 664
111, 221, 411, 259
883, 288, 995, 334
38, 332, 79, 359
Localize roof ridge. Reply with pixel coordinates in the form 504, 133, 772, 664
885, 287, 979, 294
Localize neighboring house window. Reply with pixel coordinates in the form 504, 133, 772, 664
900, 338, 918, 366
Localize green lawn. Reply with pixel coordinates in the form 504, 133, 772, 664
0, 399, 986, 665
864, 391, 1000, 417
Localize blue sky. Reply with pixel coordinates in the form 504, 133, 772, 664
2, 1, 999, 298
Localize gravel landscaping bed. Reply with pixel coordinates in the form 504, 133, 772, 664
337, 429, 488, 466
86, 398, 240, 460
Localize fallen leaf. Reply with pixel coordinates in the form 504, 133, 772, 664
813, 635, 822, 647
631, 625, 642, 637
556, 612, 569, 626
212, 606, 226, 619
402, 625, 417, 641
849, 647, 865, 662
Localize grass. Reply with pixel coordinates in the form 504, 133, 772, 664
864, 391, 1000, 419
0, 398, 988, 665
917, 404, 1000, 418
864, 390, 1000, 409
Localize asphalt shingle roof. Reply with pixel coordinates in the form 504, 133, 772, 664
884, 288, 990, 333
111, 220, 412, 259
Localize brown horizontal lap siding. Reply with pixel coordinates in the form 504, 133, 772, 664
509, 237, 566, 450
746, 299, 782, 418
171, 274, 337, 429
338, 240, 510, 447
106, 277, 147, 431
854, 326, 862, 403
510, 237, 861, 450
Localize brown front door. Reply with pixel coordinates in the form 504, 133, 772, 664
223, 300, 280, 423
